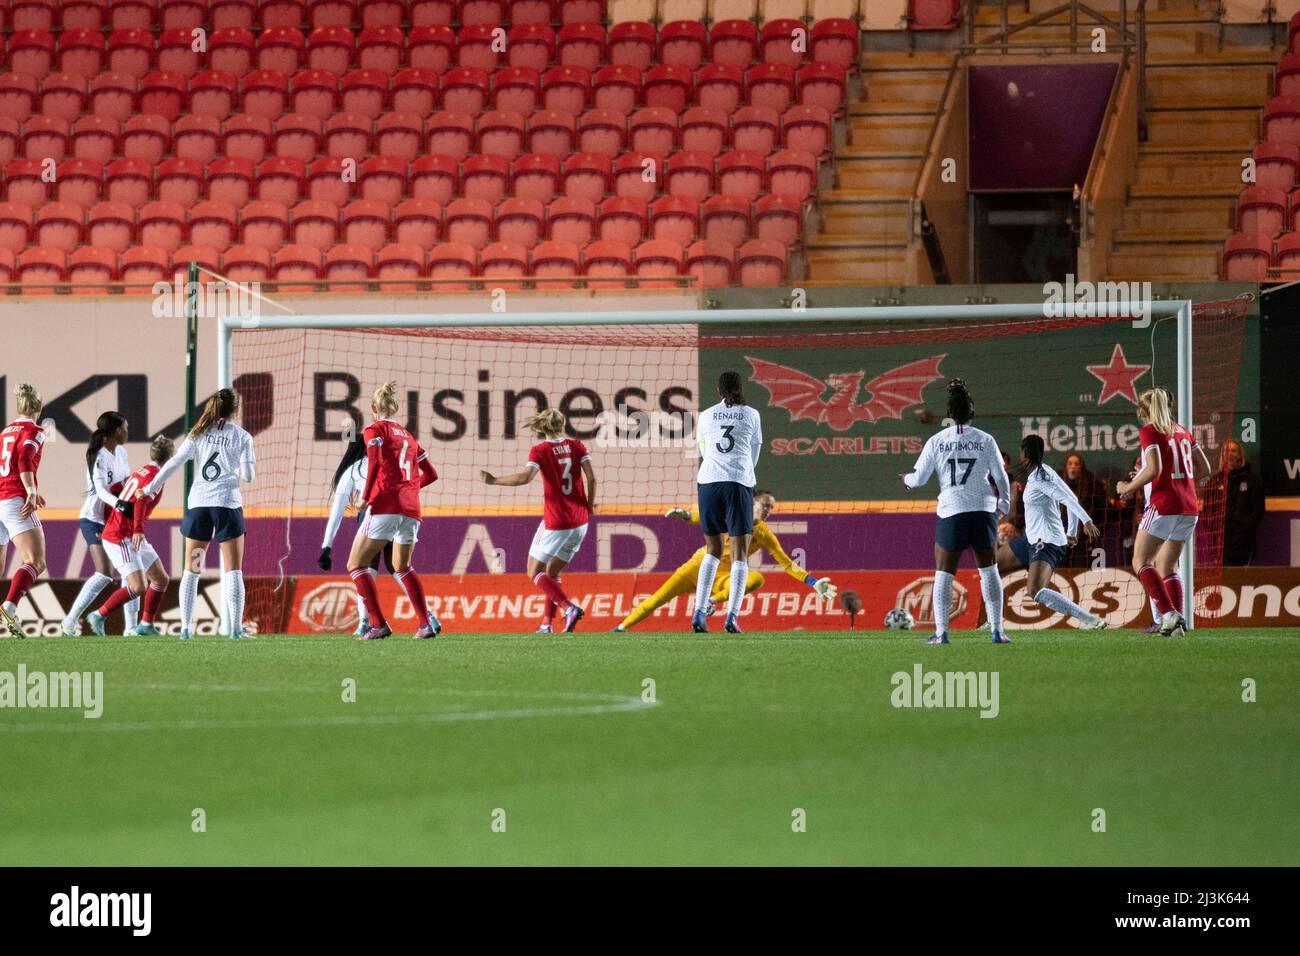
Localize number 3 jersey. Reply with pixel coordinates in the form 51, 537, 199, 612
1140, 423, 1200, 516
696, 401, 762, 487
148, 421, 256, 509
904, 423, 1011, 518
528, 436, 591, 530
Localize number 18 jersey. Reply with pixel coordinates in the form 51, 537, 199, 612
1140, 423, 1200, 516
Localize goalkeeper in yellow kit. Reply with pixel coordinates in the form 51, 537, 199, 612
614, 490, 837, 631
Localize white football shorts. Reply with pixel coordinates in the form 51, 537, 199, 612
102, 536, 160, 576
1139, 508, 1198, 543
528, 522, 587, 563
0, 496, 40, 540
362, 512, 420, 545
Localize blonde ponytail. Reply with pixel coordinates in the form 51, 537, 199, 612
14, 383, 41, 417
1138, 387, 1176, 435
522, 408, 565, 437
372, 381, 399, 417
150, 434, 175, 465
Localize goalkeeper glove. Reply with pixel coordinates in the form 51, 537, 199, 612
809, 577, 837, 601
664, 507, 691, 520
317, 546, 332, 571
113, 498, 134, 520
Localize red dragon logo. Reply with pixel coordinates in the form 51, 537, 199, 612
746, 355, 946, 432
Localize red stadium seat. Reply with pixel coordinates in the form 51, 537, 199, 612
308, 155, 354, 205
189, 199, 239, 251
428, 240, 476, 289
275, 113, 324, 162
17, 245, 66, 294
0, 73, 38, 123
427, 111, 474, 160
747, 63, 795, 113
221, 243, 272, 282
411, 154, 459, 203
241, 69, 289, 119
170, 244, 222, 282
530, 238, 579, 283
156, 156, 204, 206
686, 237, 734, 287
458, 24, 502, 73
547, 196, 596, 244
508, 0, 554, 24
325, 242, 374, 291
23, 115, 70, 162
358, 26, 405, 74
105, 156, 152, 207
512, 153, 562, 203
528, 109, 577, 157
0, 248, 13, 285
0, 202, 34, 252
63, 0, 110, 30
1255, 142, 1300, 192
754, 193, 802, 246
292, 199, 341, 251
161, 0, 205, 30
341, 68, 389, 119
1275, 231, 1300, 273
343, 198, 392, 250
325, 112, 371, 158
408, 25, 455, 72
496, 196, 545, 247
784, 104, 832, 159
1264, 96, 1300, 146
393, 69, 440, 117
445, 196, 493, 250
120, 247, 171, 290
10, 29, 56, 79
359, 155, 407, 204
68, 245, 116, 293
443, 67, 490, 115
732, 106, 779, 154
240, 199, 289, 249
191, 70, 239, 120
650, 194, 699, 244
224, 113, 275, 162
210, 28, 255, 74
462, 153, 511, 202
411, 0, 456, 26
768, 148, 817, 200
72, 115, 119, 164
609, 22, 655, 71
90, 71, 138, 121
12, 0, 57, 31
174, 114, 222, 162
361, 0, 407, 27
798, 62, 847, 114
87, 200, 135, 253
139, 71, 188, 122
376, 242, 425, 291
563, 152, 611, 203
40, 73, 88, 123
394, 197, 442, 248
660, 21, 708, 70
213, 0, 257, 30
696, 64, 745, 115
312, 0, 359, 29
631, 107, 677, 157
257, 27, 305, 75
702, 194, 749, 247
1237, 187, 1286, 237
542, 65, 591, 114
910, 0, 959, 30
710, 19, 758, 68
59, 29, 106, 79
738, 237, 786, 287
667, 150, 715, 202
480, 239, 529, 289
56, 158, 103, 207
644, 64, 692, 113
256, 155, 306, 205
375, 112, 423, 160
584, 238, 632, 288
495, 67, 542, 116
598, 195, 647, 245
291, 69, 340, 119
558, 0, 602, 23
510, 24, 557, 73
593, 64, 639, 115
138, 200, 187, 253
578, 108, 626, 157
559, 23, 607, 72
5, 158, 48, 206
274, 243, 323, 292
681, 106, 727, 157
307, 26, 355, 75
0, 118, 17, 165
812, 19, 858, 72
119, 114, 169, 165
479, 110, 527, 160
462, 0, 507, 26
635, 238, 684, 287
208, 156, 256, 206
261, 0, 308, 29
615, 151, 663, 201
761, 19, 807, 68
106, 28, 153, 79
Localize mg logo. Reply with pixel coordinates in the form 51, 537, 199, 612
897, 576, 968, 626
298, 582, 359, 633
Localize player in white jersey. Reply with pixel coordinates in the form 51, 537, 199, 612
62, 411, 142, 636
992, 434, 1108, 629
692, 370, 763, 634
318, 437, 394, 636
141, 388, 256, 640
903, 379, 1012, 644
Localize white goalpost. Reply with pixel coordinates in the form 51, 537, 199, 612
215, 298, 1197, 632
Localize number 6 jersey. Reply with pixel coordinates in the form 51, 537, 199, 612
146, 420, 256, 509
1140, 422, 1201, 516
904, 423, 1011, 518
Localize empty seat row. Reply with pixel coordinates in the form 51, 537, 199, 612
0, 237, 788, 290
1222, 230, 1300, 280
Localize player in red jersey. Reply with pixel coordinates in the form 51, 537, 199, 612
1116, 387, 1211, 637
480, 409, 596, 633
347, 382, 440, 641
0, 384, 49, 638
87, 436, 175, 637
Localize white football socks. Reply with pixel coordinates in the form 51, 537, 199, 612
725, 558, 749, 620
224, 570, 245, 635
1034, 587, 1098, 625
695, 553, 720, 617
978, 565, 1004, 634
179, 570, 199, 633
932, 570, 954, 634
123, 596, 140, 632
66, 572, 113, 625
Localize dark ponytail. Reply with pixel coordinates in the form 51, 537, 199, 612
946, 378, 973, 425
718, 370, 745, 407
190, 388, 240, 438
85, 411, 127, 472
332, 437, 367, 492
1021, 433, 1047, 481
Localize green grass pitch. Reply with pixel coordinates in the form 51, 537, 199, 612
1, 629, 1297, 866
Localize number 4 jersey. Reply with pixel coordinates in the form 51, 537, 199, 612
528, 436, 591, 530
904, 423, 1011, 518
149, 421, 256, 509
1140, 423, 1200, 516
363, 419, 433, 519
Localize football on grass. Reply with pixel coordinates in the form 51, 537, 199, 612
885, 608, 915, 630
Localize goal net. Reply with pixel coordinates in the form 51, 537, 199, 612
220, 298, 1248, 634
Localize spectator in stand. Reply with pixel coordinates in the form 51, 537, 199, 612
1061, 453, 1106, 567
1210, 438, 1265, 566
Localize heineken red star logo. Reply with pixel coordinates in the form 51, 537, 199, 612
1087, 344, 1150, 406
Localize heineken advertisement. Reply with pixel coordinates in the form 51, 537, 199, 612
700, 314, 1259, 501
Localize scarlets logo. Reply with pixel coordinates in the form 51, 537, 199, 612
747, 355, 945, 431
